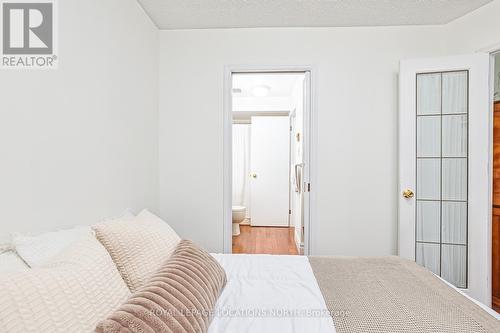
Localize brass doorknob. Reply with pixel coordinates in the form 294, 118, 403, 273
402, 189, 414, 199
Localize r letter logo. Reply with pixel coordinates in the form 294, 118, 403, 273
1, 1, 57, 69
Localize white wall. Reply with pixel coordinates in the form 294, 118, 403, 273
233, 97, 293, 112
442, 0, 500, 103
158, 27, 446, 254
0, 0, 497, 253
0, 0, 159, 242
444, 0, 500, 54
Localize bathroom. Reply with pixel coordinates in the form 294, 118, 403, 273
231, 72, 307, 255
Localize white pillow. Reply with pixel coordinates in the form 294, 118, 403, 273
0, 250, 29, 273
12, 226, 93, 268
12, 211, 135, 268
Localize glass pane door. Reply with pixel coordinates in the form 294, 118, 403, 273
415, 71, 468, 288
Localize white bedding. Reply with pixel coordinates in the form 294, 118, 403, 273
208, 254, 336, 333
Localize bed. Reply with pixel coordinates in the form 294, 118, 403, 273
209, 254, 500, 333
2, 214, 499, 333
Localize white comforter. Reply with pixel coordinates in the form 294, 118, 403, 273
208, 254, 336, 333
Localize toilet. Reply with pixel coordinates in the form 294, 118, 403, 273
232, 206, 247, 236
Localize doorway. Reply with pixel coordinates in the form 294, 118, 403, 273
223, 68, 314, 255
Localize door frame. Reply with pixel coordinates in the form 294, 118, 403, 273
398, 54, 491, 305
223, 65, 317, 255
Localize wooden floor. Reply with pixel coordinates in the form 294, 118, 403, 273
232, 225, 298, 255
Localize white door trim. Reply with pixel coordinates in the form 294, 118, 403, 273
222, 65, 318, 255
398, 54, 491, 304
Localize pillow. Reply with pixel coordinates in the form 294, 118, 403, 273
0, 235, 130, 333
93, 209, 181, 292
12, 225, 94, 267
0, 250, 29, 273
12, 211, 135, 268
96, 240, 227, 333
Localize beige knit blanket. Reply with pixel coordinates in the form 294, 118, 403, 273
309, 256, 500, 333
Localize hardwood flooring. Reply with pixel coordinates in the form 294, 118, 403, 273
232, 225, 299, 255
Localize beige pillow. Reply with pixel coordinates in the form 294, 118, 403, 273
93, 209, 181, 292
96, 240, 227, 333
0, 235, 130, 333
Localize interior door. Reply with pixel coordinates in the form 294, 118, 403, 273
301, 71, 311, 254
492, 100, 500, 311
293, 72, 311, 253
399, 54, 491, 305
250, 116, 290, 227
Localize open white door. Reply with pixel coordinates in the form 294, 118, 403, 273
289, 72, 311, 254
302, 71, 312, 254
250, 116, 290, 227
399, 54, 491, 305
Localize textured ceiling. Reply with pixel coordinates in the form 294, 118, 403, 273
137, 0, 493, 29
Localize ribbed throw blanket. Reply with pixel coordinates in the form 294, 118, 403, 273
309, 256, 500, 333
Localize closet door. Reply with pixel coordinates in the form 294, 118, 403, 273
493, 101, 500, 311
250, 116, 290, 227
399, 54, 490, 305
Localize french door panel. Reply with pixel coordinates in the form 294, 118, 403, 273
399, 54, 490, 305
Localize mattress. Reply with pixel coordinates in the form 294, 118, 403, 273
209, 254, 499, 333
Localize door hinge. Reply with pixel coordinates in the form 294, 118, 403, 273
307, 183, 311, 192
289, 209, 292, 215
